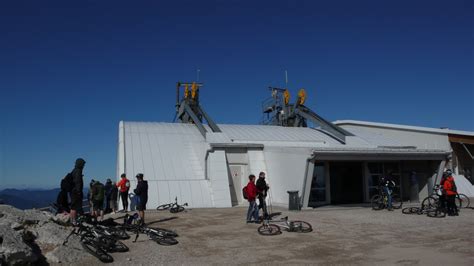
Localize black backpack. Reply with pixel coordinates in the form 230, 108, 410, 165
242, 186, 249, 200
61, 173, 74, 192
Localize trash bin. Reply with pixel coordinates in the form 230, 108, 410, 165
287, 190, 300, 211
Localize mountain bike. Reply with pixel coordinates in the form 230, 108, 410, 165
371, 186, 402, 210
421, 185, 470, 210
425, 196, 446, 218
122, 213, 179, 245
63, 216, 129, 263
156, 197, 188, 213
257, 214, 312, 236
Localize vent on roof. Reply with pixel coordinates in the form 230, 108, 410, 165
377, 146, 417, 149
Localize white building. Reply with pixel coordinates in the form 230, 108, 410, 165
116, 119, 474, 209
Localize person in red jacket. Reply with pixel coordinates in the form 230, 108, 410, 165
443, 170, 458, 216
116, 173, 130, 212
245, 174, 259, 223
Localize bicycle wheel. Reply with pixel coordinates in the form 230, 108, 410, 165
257, 224, 281, 236
371, 195, 384, 210
289, 221, 312, 233
391, 194, 403, 209
111, 229, 130, 240
170, 206, 185, 213
81, 239, 114, 263
109, 240, 129, 252
456, 194, 470, 208
149, 234, 179, 245
156, 204, 171, 211
427, 208, 446, 218
151, 227, 179, 238
402, 207, 416, 214
421, 196, 437, 211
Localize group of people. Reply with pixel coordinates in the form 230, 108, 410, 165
87, 178, 119, 221
56, 158, 149, 225
380, 168, 459, 216
244, 171, 270, 223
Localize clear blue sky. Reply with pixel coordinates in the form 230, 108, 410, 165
0, 0, 472, 189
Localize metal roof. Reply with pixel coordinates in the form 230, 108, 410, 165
333, 120, 474, 137
217, 124, 344, 146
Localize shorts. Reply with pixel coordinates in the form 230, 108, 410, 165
92, 200, 103, 210
70, 191, 83, 211
136, 199, 147, 211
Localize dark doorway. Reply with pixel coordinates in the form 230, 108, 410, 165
330, 162, 364, 204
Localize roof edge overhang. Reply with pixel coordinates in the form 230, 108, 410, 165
333, 120, 474, 137
309, 149, 450, 161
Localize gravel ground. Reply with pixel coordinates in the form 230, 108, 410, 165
64, 204, 474, 265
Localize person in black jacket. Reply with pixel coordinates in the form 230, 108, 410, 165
110, 182, 119, 214
104, 179, 113, 214
134, 173, 148, 224
256, 171, 270, 219
70, 158, 86, 225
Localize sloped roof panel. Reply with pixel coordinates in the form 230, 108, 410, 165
217, 124, 345, 146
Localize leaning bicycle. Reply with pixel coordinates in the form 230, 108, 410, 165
371, 186, 402, 210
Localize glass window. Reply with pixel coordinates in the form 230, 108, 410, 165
309, 163, 326, 206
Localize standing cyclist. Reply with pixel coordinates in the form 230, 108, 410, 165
116, 173, 130, 212
245, 174, 259, 223
256, 171, 270, 219
70, 158, 86, 225
443, 169, 459, 216
380, 171, 396, 211
134, 173, 148, 224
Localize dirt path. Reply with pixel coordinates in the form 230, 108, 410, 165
72, 206, 474, 265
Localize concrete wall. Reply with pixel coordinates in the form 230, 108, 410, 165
263, 147, 312, 206
207, 150, 232, 207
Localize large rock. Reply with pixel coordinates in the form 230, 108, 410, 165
0, 205, 93, 265
0, 206, 40, 265
0, 224, 38, 265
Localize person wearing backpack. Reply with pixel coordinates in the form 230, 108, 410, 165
56, 172, 74, 214
117, 173, 130, 212
244, 174, 259, 223
70, 158, 86, 225
91, 180, 105, 221
443, 170, 459, 216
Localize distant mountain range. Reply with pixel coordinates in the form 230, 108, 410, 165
0, 188, 93, 210
0, 188, 61, 210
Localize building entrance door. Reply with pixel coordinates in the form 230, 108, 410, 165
228, 164, 246, 206
329, 162, 364, 204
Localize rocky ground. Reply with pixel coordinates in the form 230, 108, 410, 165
1, 204, 473, 265
0, 205, 93, 265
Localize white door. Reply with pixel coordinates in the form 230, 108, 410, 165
229, 165, 246, 206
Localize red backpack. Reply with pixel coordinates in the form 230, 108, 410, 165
242, 186, 249, 200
